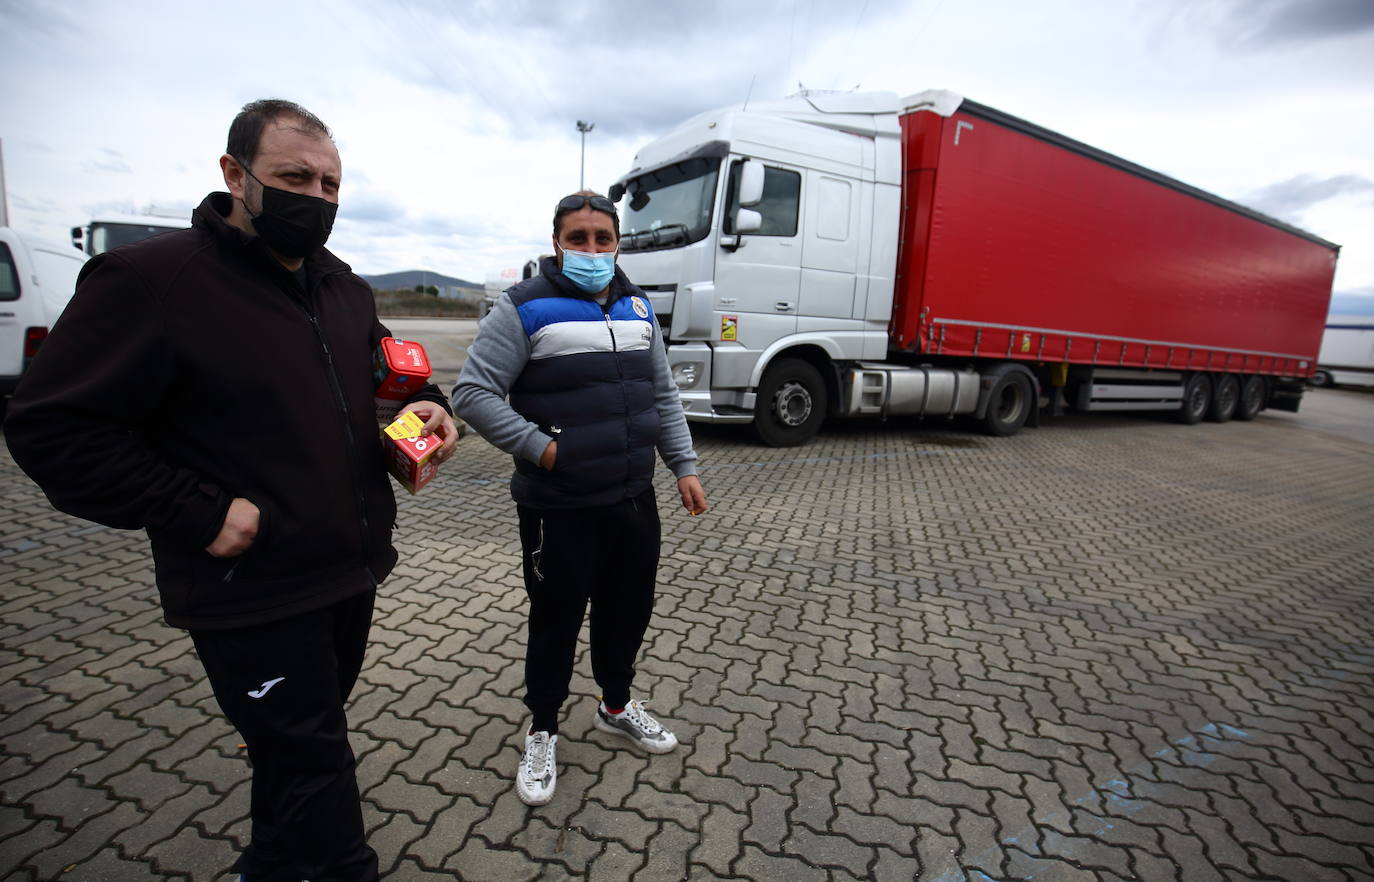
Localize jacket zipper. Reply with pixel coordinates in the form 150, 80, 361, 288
285, 270, 372, 575
306, 309, 372, 567
602, 305, 634, 496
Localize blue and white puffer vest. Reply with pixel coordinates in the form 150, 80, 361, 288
507, 262, 662, 509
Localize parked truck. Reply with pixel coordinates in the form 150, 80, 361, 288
1310, 317, 1374, 388
71, 213, 186, 256
606, 90, 1337, 445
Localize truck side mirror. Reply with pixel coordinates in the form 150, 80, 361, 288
70, 226, 84, 251
739, 161, 765, 207
734, 208, 762, 234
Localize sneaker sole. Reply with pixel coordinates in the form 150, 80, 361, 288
516, 784, 554, 806
593, 713, 678, 754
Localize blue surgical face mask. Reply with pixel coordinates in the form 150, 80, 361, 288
559, 247, 616, 293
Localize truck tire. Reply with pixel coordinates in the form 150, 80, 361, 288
752, 358, 827, 447
1309, 369, 1333, 387
982, 370, 1033, 437
1176, 373, 1212, 424
1234, 375, 1264, 421
1207, 374, 1239, 422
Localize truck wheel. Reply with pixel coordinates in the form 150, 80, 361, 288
1309, 369, 1333, 388
1234, 375, 1264, 421
1176, 374, 1212, 424
1207, 374, 1239, 422
983, 371, 1033, 437
752, 358, 827, 447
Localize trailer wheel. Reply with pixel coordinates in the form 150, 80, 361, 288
1207, 374, 1239, 422
1309, 369, 1333, 388
1176, 374, 1212, 424
982, 371, 1033, 437
1235, 375, 1264, 421
752, 358, 827, 447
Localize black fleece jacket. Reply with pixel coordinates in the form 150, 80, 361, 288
4, 192, 449, 630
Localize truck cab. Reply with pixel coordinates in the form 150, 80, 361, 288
72, 214, 186, 256
611, 91, 903, 444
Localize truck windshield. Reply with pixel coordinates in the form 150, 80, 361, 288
90, 222, 180, 255
618, 157, 719, 253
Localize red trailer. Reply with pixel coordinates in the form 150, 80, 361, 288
890, 96, 1338, 422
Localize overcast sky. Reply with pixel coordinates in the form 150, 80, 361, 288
2, 0, 1372, 310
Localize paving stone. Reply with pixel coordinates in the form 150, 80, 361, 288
734, 843, 826, 882
914, 828, 962, 882
692, 802, 747, 876
586, 841, 644, 882
743, 787, 792, 852
41, 845, 159, 882
636, 820, 696, 881
443, 835, 541, 882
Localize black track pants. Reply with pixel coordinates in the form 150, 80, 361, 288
190, 589, 379, 882
518, 488, 662, 732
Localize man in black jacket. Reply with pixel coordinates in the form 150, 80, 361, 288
4, 99, 455, 881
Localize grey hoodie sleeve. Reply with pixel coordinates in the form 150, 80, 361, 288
650, 315, 699, 479
450, 293, 551, 465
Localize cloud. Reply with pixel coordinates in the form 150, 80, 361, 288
84, 147, 132, 174
1236, 0, 1374, 47
368, 0, 906, 139
1181, 0, 1374, 50
10, 193, 62, 215
1244, 174, 1374, 220
341, 189, 406, 224
0, 2, 81, 39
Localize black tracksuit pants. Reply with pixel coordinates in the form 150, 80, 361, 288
518, 487, 661, 734
190, 589, 378, 882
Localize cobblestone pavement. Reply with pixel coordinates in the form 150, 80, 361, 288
2, 405, 1373, 881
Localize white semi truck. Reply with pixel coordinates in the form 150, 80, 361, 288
606, 90, 1334, 446
1310, 317, 1374, 388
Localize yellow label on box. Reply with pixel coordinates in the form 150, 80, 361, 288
384, 411, 425, 441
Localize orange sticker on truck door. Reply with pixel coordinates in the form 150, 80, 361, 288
721, 315, 738, 341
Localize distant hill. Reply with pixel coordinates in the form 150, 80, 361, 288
362, 270, 481, 291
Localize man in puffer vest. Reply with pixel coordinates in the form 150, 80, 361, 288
452, 191, 708, 805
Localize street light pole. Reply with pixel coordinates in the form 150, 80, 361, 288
576, 120, 594, 190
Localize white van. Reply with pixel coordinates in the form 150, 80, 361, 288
1, 228, 86, 408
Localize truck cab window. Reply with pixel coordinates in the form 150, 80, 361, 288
0, 244, 19, 301
725, 163, 801, 237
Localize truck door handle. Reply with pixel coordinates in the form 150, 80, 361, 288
775, 301, 794, 312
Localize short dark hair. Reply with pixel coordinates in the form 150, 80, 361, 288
226, 99, 332, 167
553, 190, 619, 239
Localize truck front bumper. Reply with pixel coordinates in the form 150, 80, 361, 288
679, 390, 754, 423
668, 342, 755, 423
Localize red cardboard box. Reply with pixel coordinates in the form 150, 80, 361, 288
374, 338, 433, 422
384, 411, 446, 494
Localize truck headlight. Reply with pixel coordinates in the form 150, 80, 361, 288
672, 362, 702, 389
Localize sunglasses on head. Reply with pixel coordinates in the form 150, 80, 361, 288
556, 194, 617, 216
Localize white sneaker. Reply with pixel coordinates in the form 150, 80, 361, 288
594, 699, 679, 754
516, 728, 557, 805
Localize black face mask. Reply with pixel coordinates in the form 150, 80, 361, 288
241, 167, 338, 258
